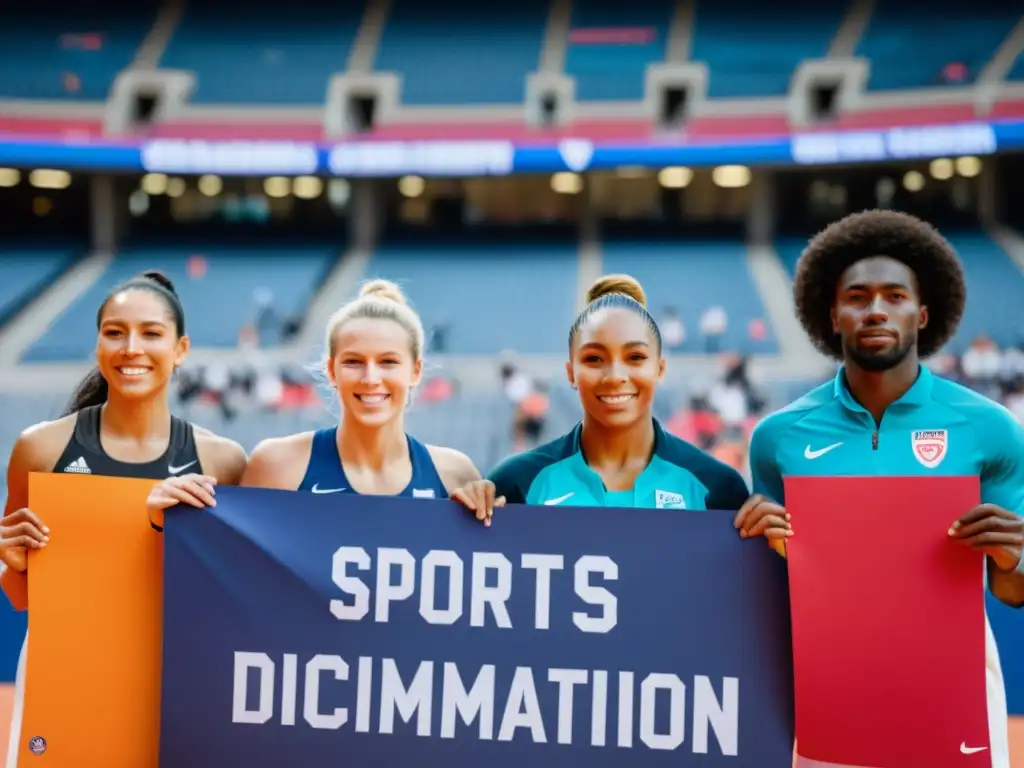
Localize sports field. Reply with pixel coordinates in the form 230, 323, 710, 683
0, 686, 1019, 764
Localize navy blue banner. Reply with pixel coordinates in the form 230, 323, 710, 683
160, 487, 794, 767
0, 117, 1014, 175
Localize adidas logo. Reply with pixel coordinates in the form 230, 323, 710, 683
63, 456, 91, 474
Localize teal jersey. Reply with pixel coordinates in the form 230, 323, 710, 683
488, 419, 749, 510
750, 365, 1024, 514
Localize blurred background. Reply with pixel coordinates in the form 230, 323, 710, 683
2, 0, 1024, 755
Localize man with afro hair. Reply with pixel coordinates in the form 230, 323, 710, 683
733, 209, 1024, 768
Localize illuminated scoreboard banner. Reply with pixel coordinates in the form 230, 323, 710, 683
0, 118, 1013, 175
160, 488, 795, 767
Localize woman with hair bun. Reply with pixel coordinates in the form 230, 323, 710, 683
450, 274, 749, 524
241, 279, 481, 497
0, 270, 247, 763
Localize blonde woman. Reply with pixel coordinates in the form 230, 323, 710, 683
241, 279, 480, 497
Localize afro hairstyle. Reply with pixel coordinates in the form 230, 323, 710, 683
793, 209, 966, 360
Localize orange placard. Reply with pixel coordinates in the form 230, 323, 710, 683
20, 474, 162, 766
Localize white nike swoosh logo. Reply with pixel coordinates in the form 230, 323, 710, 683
168, 461, 197, 474
960, 742, 987, 755
544, 492, 575, 506
804, 442, 843, 460
311, 484, 346, 494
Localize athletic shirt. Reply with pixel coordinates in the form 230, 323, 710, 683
488, 418, 749, 510
51, 404, 203, 480
751, 365, 1022, 768
6, 405, 203, 768
297, 426, 448, 499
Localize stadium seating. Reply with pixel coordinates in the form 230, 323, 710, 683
565, 0, 674, 101
600, 238, 779, 354
0, 2, 154, 100
855, 0, 1017, 90
944, 232, 1024, 351
359, 238, 579, 354
374, 0, 550, 105
773, 238, 806, 277
0, 250, 75, 326
690, 0, 845, 98
159, 0, 365, 104
21, 246, 339, 362
1008, 50, 1024, 81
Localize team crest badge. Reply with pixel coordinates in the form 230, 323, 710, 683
911, 429, 948, 469
27, 736, 46, 755
655, 490, 686, 509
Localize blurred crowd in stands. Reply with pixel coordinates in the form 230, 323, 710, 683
932, 334, 1024, 423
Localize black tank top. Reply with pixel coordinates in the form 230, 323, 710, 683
51, 405, 203, 481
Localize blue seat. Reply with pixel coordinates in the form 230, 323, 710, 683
0, 1, 153, 100
943, 232, 1024, 352
359, 240, 579, 354
1006, 49, 1024, 82
159, 0, 365, 104
0, 250, 75, 326
374, 0, 549, 105
565, 0, 674, 101
856, 0, 1017, 90
774, 238, 808, 277
22, 247, 338, 362
601, 239, 779, 354
691, 0, 845, 98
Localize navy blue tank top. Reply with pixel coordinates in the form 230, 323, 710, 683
297, 427, 448, 499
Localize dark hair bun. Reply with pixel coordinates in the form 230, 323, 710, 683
141, 270, 177, 296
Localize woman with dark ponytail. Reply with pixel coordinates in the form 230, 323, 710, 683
0, 270, 247, 762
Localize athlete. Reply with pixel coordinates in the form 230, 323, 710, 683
734, 210, 1024, 768
0, 270, 247, 767
451, 274, 749, 520
240, 279, 480, 497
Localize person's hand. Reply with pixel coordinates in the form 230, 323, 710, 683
949, 504, 1023, 572
0, 508, 50, 572
733, 494, 792, 557
148, 474, 218, 512
148, 474, 218, 531
450, 480, 505, 527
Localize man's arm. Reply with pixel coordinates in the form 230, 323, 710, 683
740, 419, 789, 557
977, 406, 1024, 608
749, 419, 786, 506
988, 556, 1024, 608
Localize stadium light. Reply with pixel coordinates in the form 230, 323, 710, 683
293, 176, 323, 200
657, 166, 693, 189
166, 177, 186, 198
197, 175, 223, 196
929, 158, 954, 180
550, 172, 582, 194
902, 170, 925, 192
141, 173, 168, 195
263, 176, 291, 199
128, 190, 150, 217
28, 169, 71, 190
327, 179, 351, 207
955, 156, 982, 178
398, 175, 425, 198
0, 168, 20, 187
711, 165, 751, 188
